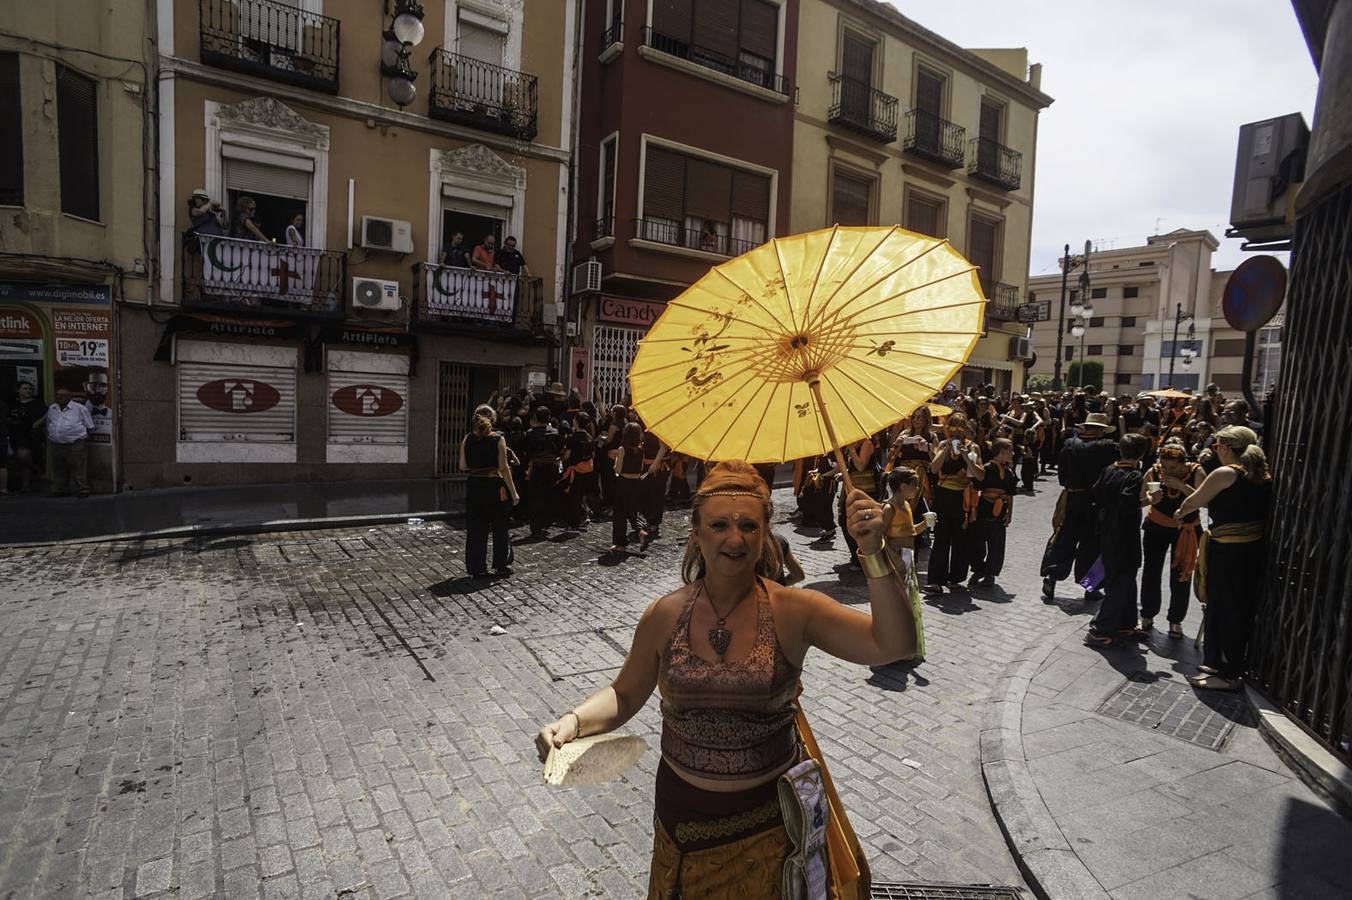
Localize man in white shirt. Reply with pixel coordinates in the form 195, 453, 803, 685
33, 388, 94, 497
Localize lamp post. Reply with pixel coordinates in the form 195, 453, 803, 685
380, 0, 425, 107
1070, 322, 1086, 386
1167, 302, 1195, 386
1052, 239, 1092, 390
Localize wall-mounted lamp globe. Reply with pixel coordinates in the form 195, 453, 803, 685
392, 6, 425, 46
1069, 301, 1085, 318
388, 73, 417, 106
1071, 324, 1086, 339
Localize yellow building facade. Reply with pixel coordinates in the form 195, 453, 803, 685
791, 0, 1051, 394
0, 1, 153, 492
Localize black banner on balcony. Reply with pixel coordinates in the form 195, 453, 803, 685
153, 313, 308, 361
305, 326, 421, 376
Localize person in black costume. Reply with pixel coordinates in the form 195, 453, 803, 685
522, 406, 563, 538
560, 412, 597, 529
1084, 434, 1149, 646
458, 405, 519, 577
608, 422, 647, 551
1040, 412, 1120, 602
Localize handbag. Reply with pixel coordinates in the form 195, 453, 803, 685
793, 698, 871, 900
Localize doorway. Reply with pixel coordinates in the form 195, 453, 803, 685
435, 361, 519, 475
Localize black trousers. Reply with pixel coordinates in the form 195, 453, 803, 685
969, 518, 1007, 577
1020, 453, 1038, 491
798, 482, 837, 531
927, 486, 969, 585
1203, 540, 1264, 678
465, 477, 512, 574
1040, 491, 1099, 584
611, 477, 643, 547
564, 469, 596, 527
1140, 519, 1197, 623
528, 466, 557, 534
644, 468, 670, 535
1090, 533, 1141, 634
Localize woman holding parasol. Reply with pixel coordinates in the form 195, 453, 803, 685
535, 226, 987, 894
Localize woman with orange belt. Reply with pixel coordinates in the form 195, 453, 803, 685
1175, 426, 1272, 690
1140, 441, 1205, 638
458, 405, 519, 577
885, 406, 938, 510
926, 413, 984, 592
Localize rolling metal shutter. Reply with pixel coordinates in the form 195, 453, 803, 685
731, 170, 771, 221
0, 54, 21, 206
178, 360, 296, 442
56, 65, 99, 221
652, 0, 693, 42
223, 145, 312, 200
693, 1, 738, 58
327, 367, 409, 445
740, 0, 778, 61
685, 158, 732, 223
643, 147, 686, 221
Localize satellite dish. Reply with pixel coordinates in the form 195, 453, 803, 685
1222, 255, 1286, 332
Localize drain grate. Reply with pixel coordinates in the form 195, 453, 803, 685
1096, 672, 1253, 750
522, 630, 627, 680
871, 883, 1025, 899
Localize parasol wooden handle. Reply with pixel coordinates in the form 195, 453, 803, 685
808, 379, 856, 497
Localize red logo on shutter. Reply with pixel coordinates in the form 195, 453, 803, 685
332, 384, 404, 417
196, 379, 281, 414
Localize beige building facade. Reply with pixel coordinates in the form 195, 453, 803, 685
790, 0, 1052, 394
138, 0, 578, 489
0, 1, 154, 492
1028, 229, 1283, 396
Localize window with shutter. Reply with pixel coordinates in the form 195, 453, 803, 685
652, 0, 693, 43
692, 2, 739, 67
967, 215, 999, 288
600, 136, 617, 224
905, 192, 944, 238
915, 67, 944, 115
739, 0, 778, 82
643, 146, 686, 240
459, 17, 505, 65
0, 54, 20, 206
831, 170, 872, 226
57, 66, 99, 222
684, 158, 732, 223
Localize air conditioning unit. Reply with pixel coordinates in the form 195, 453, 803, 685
1008, 335, 1033, 361
360, 216, 414, 253
352, 277, 401, 311
572, 259, 602, 295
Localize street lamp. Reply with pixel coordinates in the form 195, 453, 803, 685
1053, 239, 1092, 391
381, 0, 425, 108
1167, 302, 1195, 386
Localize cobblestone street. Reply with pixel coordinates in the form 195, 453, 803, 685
0, 482, 1096, 898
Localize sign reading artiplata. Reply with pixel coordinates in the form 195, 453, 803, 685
599, 296, 665, 327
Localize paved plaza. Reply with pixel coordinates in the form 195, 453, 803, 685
0, 481, 1347, 898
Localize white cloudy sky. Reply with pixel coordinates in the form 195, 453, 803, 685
891, 1, 1318, 275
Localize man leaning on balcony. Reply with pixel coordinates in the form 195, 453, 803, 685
441, 231, 471, 269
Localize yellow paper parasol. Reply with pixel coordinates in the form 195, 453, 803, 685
1147, 388, 1193, 399
629, 226, 985, 478
922, 402, 953, 421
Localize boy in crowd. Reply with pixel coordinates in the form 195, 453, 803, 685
1084, 433, 1150, 647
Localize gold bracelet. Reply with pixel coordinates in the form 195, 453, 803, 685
565, 710, 582, 737
856, 547, 892, 579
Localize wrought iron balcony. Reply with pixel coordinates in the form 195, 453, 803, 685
198, 0, 340, 94
984, 282, 1021, 321
600, 18, 623, 49
641, 27, 790, 96
903, 109, 965, 168
593, 216, 615, 241
427, 49, 539, 141
182, 235, 345, 318
828, 75, 898, 143
631, 218, 762, 257
969, 137, 1022, 191
411, 263, 544, 338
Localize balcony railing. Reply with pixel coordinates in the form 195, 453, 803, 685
182, 235, 345, 318
593, 216, 615, 241
903, 109, 965, 168
427, 49, 539, 141
412, 263, 544, 337
198, 0, 340, 94
984, 282, 1021, 321
969, 137, 1022, 191
632, 218, 762, 257
828, 75, 898, 143
641, 27, 790, 96
600, 18, 623, 49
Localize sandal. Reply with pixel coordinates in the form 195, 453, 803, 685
1189, 674, 1240, 691
1116, 628, 1150, 642
1083, 631, 1116, 648
1197, 664, 1219, 675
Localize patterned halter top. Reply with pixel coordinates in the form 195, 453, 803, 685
658, 581, 802, 782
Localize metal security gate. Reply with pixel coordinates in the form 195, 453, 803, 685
1250, 180, 1352, 762
435, 361, 517, 476
593, 324, 642, 409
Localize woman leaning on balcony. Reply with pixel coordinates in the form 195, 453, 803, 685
230, 196, 270, 243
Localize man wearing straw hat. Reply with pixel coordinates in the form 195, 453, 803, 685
1040, 411, 1120, 602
